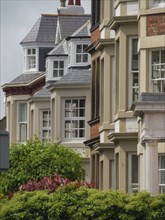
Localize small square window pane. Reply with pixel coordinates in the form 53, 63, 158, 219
79, 120, 85, 128
72, 120, 78, 128
59, 70, 64, 77
153, 81, 161, 93
53, 61, 58, 68
72, 100, 78, 108
152, 51, 159, 64
60, 61, 64, 68
83, 54, 88, 62
53, 70, 58, 77
65, 130, 70, 138
65, 100, 71, 108
27, 49, 31, 55
20, 123, 27, 142
65, 120, 71, 129
152, 66, 160, 79
79, 109, 85, 117
76, 45, 82, 53
76, 54, 81, 63
161, 50, 165, 63
80, 99, 85, 107
160, 156, 165, 169
79, 129, 85, 137
160, 170, 165, 184
32, 49, 36, 54
72, 130, 78, 138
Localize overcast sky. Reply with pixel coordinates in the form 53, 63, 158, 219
0, 0, 91, 119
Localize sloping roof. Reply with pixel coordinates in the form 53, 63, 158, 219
58, 14, 91, 40
48, 39, 67, 55
54, 69, 90, 86
21, 15, 57, 44
33, 83, 51, 97
9, 73, 44, 85
71, 19, 91, 38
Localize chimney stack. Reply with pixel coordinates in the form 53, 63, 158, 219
75, 0, 81, 6
68, 0, 74, 5
60, 0, 66, 7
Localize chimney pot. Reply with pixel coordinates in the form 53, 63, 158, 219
68, 0, 74, 5
75, 0, 81, 6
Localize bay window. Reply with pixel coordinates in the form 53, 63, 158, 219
53, 60, 64, 78
76, 44, 88, 63
41, 110, 51, 142
151, 49, 165, 93
159, 155, 165, 194
64, 98, 86, 139
18, 103, 27, 142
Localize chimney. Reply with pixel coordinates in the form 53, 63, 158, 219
75, 0, 81, 6
68, 0, 74, 5
60, 0, 66, 7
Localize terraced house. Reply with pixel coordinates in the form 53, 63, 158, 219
2, 0, 91, 180
85, 0, 165, 195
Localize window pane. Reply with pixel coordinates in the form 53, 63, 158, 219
80, 99, 85, 107
79, 129, 85, 137
83, 44, 88, 52
53, 61, 58, 68
160, 156, 165, 169
32, 49, 36, 54
161, 50, 165, 63
65, 100, 71, 108
76, 45, 82, 53
160, 170, 165, 184
20, 123, 27, 142
19, 103, 27, 122
83, 54, 88, 62
60, 61, 64, 68
72, 109, 78, 117
153, 80, 161, 93
132, 39, 138, 70
72, 100, 78, 108
65, 110, 71, 117
65, 120, 71, 129
76, 54, 81, 63
72, 120, 78, 128
152, 66, 160, 79
152, 51, 159, 64
131, 155, 138, 184
53, 70, 58, 77
79, 120, 85, 128
27, 49, 31, 55
79, 109, 85, 117
59, 70, 64, 77
72, 130, 78, 138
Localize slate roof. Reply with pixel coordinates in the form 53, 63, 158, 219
54, 69, 90, 86
71, 19, 91, 38
48, 40, 66, 55
58, 15, 91, 39
21, 15, 57, 43
9, 73, 44, 84
33, 83, 51, 97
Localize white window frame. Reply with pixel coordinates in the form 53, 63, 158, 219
63, 98, 86, 140
128, 37, 139, 107
128, 153, 139, 194
158, 155, 165, 194
18, 103, 27, 142
24, 48, 38, 71
75, 44, 89, 64
150, 0, 165, 8
41, 110, 51, 142
150, 49, 165, 93
53, 60, 64, 78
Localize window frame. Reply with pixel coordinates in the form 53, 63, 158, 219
63, 98, 86, 141
18, 103, 27, 142
41, 110, 51, 142
128, 153, 139, 194
158, 154, 165, 194
128, 37, 139, 108
150, 0, 165, 8
53, 60, 64, 78
150, 49, 165, 93
75, 44, 89, 64
24, 48, 38, 71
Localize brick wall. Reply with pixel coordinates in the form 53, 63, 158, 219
147, 14, 165, 36
90, 121, 99, 139
91, 27, 100, 43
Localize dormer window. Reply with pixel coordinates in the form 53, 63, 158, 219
53, 61, 64, 77
27, 49, 36, 69
76, 44, 88, 63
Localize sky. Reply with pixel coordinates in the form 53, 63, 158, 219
0, 0, 91, 119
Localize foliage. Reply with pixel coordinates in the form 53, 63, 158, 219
0, 185, 165, 220
0, 138, 85, 195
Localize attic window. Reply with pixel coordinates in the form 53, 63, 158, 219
27, 49, 36, 70
76, 44, 88, 63
53, 61, 64, 77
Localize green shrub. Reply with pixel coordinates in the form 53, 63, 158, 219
149, 193, 165, 220
0, 138, 85, 195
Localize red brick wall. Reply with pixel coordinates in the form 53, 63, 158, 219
90, 121, 99, 139
91, 27, 100, 43
147, 14, 165, 36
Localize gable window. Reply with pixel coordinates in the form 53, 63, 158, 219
18, 103, 27, 142
41, 110, 51, 142
151, 49, 165, 93
53, 61, 64, 77
64, 98, 86, 139
128, 153, 138, 194
27, 49, 36, 70
159, 155, 165, 194
129, 38, 139, 106
76, 44, 88, 63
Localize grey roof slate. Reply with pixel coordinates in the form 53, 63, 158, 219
21, 15, 57, 43
9, 73, 44, 84
71, 20, 90, 37
33, 83, 51, 97
54, 69, 90, 85
59, 15, 91, 39
49, 41, 66, 55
